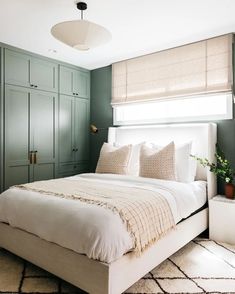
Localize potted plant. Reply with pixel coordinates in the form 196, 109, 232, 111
191, 146, 235, 199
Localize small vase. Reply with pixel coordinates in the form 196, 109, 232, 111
224, 183, 235, 199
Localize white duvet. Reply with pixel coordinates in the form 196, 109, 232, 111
0, 173, 207, 263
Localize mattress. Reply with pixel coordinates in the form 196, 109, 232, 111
0, 173, 207, 263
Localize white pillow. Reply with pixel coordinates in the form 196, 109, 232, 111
96, 143, 132, 175
148, 142, 196, 183
175, 142, 196, 183
139, 142, 177, 181
189, 160, 197, 182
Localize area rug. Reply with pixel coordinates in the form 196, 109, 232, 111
1, 238, 235, 294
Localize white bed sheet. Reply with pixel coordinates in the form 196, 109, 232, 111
0, 173, 207, 263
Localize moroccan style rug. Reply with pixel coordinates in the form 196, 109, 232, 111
1, 239, 235, 294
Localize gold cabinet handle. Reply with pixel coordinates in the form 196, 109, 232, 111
29, 151, 38, 164
29, 151, 33, 164
34, 151, 38, 164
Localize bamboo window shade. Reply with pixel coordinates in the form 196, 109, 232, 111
112, 34, 233, 105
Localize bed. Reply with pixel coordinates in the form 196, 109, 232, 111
0, 123, 217, 294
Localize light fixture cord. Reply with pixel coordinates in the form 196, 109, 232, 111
81, 10, 83, 20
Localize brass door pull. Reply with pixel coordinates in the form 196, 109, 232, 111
29, 151, 33, 164
33, 151, 38, 164
29, 151, 38, 164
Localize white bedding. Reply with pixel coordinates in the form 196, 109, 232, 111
0, 173, 207, 263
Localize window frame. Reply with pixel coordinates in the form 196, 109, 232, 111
113, 92, 233, 126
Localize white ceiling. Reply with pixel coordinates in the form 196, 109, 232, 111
0, 0, 234, 70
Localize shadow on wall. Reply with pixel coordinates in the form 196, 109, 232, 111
216, 120, 235, 194
90, 130, 109, 172
90, 65, 113, 172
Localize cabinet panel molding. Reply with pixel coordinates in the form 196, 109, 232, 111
5, 49, 58, 93
4, 85, 58, 189
59, 94, 75, 164
58, 94, 90, 177
2, 44, 90, 189
33, 163, 55, 182
59, 162, 89, 177
31, 90, 57, 160
30, 58, 58, 92
5, 49, 30, 88
59, 66, 74, 96
77, 70, 90, 99
74, 98, 90, 161
4, 85, 31, 189
60, 65, 90, 99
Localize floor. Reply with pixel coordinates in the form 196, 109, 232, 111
1, 238, 235, 294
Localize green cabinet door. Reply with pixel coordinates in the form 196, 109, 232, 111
30, 57, 58, 92
76, 71, 90, 99
5, 49, 58, 92
60, 65, 90, 99
74, 98, 90, 162
5, 49, 30, 88
59, 66, 74, 96
58, 96, 89, 176
59, 95, 75, 164
31, 90, 58, 181
4, 85, 31, 189
4, 85, 58, 189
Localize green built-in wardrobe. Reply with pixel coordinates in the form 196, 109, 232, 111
0, 45, 90, 192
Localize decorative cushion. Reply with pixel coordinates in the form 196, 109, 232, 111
139, 142, 176, 181
150, 142, 196, 183
128, 142, 145, 176
96, 143, 132, 174
175, 142, 196, 183
115, 142, 145, 176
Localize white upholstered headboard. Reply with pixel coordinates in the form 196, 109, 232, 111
108, 123, 217, 199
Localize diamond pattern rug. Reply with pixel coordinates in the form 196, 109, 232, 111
1, 239, 235, 293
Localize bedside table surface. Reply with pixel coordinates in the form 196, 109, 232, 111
211, 195, 235, 203
209, 194, 235, 244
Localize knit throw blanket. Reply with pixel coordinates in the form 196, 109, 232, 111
15, 177, 175, 255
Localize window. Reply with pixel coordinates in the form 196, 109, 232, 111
113, 92, 233, 126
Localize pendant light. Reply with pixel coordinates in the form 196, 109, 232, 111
51, 2, 111, 51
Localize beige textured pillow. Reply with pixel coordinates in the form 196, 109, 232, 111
114, 142, 145, 176
139, 142, 176, 181
96, 143, 132, 174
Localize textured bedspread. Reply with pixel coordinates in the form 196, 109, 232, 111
0, 173, 207, 263
15, 177, 175, 255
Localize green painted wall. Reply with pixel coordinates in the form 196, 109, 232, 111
90, 65, 235, 194
216, 120, 235, 193
90, 66, 113, 172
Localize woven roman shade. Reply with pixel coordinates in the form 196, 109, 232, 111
112, 34, 233, 105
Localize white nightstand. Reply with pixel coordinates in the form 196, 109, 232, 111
209, 195, 235, 244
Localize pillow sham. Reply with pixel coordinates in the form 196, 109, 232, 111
175, 142, 197, 183
96, 143, 132, 175
139, 142, 176, 181
150, 141, 196, 183
114, 142, 145, 176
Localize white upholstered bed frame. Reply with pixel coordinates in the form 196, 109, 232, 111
0, 123, 217, 294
